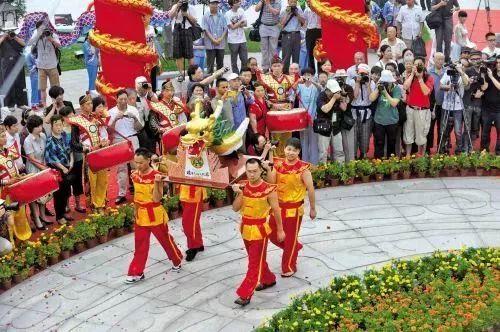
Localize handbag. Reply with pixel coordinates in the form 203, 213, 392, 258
249, 4, 264, 42
313, 117, 332, 137
183, 17, 203, 40
340, 115, 355, 130
411, 36, 427, 58
425, 10, 442, 30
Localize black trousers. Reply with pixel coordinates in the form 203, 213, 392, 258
69, 159, 84, 196
206, 49, 225, 75
54, 176, 71, 220
305, 28, 322, 74
374, 122, 398, 159
420, 0, 431, 10
426, 104, 442, 153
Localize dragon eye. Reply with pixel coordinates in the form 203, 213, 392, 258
199, 131, 205, 136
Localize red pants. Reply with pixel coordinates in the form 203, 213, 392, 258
128, 223, 183, 276
237, 237, 275, 300
269, 209, 303, 274
181, 201, 203, 249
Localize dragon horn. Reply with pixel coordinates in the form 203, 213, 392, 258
213, 100, 223, 119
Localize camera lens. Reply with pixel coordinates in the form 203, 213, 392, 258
142, 82, 150, 89
8, 31, 15, 38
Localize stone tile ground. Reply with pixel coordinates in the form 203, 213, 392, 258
0, 177, 499, 331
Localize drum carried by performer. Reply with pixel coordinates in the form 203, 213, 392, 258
256, 56, 301, 156
68, 95, 110, 212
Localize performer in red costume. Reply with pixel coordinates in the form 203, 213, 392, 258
268, 137, 316, 277
231, 158, 285, 306
179, 184, 207, 261
126, 148, 183, 283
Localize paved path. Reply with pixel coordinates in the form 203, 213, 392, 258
1, 177, 499, 331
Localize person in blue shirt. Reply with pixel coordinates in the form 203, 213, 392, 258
26, 52, 41, 106
297, 67, 320, 164
83, 35, 99, 92
193, 37, 206, 71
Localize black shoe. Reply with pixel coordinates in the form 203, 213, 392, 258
36, 224, 48, 231
234, 297, 250, 306
115, 196, 127, 205
63, 215, 74, 221
74, 207, 87, 213
255, 281, 276, 291
186, 247, 202, 261
45, 208, 55, 217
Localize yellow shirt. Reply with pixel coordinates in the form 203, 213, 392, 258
131, 170, 168, 227
256, 71, 299, 103
179, 184, 206, 203
240, 181, 276, 241
273, 157, 310, 217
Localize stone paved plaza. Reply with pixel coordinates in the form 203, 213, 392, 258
0, 177, 499, 331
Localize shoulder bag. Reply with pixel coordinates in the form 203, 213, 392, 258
249, 4, 264, 42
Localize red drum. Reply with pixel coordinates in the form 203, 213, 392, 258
266, 108, 310, 133
162, 124, 186, 153
8, 169, 60, 204
87, 140, 134, 172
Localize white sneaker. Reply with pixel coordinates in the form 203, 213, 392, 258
125, 274, 145, 284
171, 265, 181, 272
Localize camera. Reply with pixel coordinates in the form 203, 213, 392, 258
290, 5, 297, 14
416, 63, 424, 74
179, 0, 189, 12
43, 29, 52, 37
377, 83, 389, 92
8, 31, 15, 38
479, 56, 497, 74
335, 77, 346, 88
141, 82, 151, 90
359, 73, 369, 84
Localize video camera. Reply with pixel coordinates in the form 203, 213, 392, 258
479, 56, 497, 74
445, 62, 460, 86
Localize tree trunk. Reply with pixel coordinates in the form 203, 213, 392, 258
163, 0, 173, 58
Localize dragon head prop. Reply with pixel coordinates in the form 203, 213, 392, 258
180, 99, 249, 157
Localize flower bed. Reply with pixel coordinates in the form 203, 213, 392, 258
257, 248, 500, 331
312, 151, 499, 186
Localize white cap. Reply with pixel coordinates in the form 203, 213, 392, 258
135, 76, 148, 85
357, 63, 370, 74
334, 69, 348, 78
226, 73, 239, 81
326, 79, 341, 94
379, 70, 396, 83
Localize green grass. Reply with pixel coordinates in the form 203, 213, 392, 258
59, 29, 260, 72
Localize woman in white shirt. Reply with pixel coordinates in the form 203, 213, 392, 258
375, 45, 398, 69
23, 115, 49, 231
453, 11, 476, 61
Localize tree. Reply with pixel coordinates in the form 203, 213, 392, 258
6, 0, 26, 17
149, 0, 164, 9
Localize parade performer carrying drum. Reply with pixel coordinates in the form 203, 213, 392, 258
0, 125, 31, 244
231, 158, 285, 307
69, 95, 110, 212
126, 148, 183, 283
256, 56, 300, 156
149, 80, 189, 155
268, 137, 316, 277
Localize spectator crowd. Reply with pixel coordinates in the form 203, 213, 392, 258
0, 0, 498, 246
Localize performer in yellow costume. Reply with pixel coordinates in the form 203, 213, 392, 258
179, 184, 207, 261
149, 80, 188, 155
268, 137, 316, 277
0, 125, 31, 243
68, 95, 110, 211
256, 56, 300, 157
231, 158, 285, 306
126, 148, 183, 283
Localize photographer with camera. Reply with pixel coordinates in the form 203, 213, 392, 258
279, 0, 305, 74
0, 22, 28, 110
403, 57, 434, 156
169, 0, 198, 81
463, 51, 486, 144
438, 61, 469, 154
345, 63, 373, 160
316, 79, 347, 164
479, 56, 500, 155
370, 70, 402, 158
28, 21, 61, 107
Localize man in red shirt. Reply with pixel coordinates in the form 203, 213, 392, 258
402, 57, 434, 156
248, 83, 269, 137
